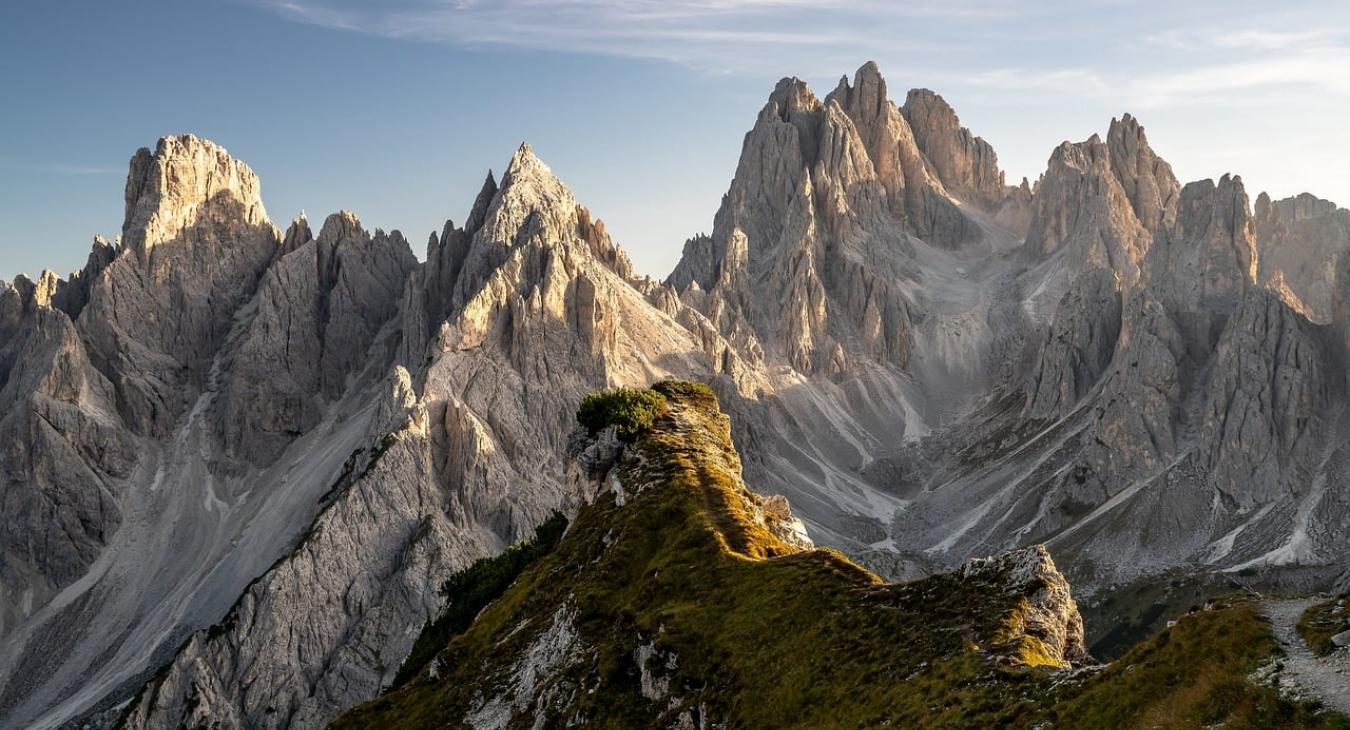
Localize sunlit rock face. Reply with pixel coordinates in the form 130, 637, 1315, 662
4, 61, 1350, 729
1255, 191, 1350, 323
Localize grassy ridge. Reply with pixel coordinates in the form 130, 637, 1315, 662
1047, 599, 1345, 729
335, 383, 1349, 729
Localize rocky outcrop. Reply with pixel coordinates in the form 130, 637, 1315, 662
218, 212, 417, 463
1106, 114, 1179, 233
1255, 192, 1350, 323
959, 545, 1091, 667
80, 135, 282, 437
333, 387, 1090, 729
902, 86, 1008, 211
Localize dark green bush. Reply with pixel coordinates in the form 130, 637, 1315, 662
576, 387, 668, 440
650, 379, 717, 405
392, 511, 569, 687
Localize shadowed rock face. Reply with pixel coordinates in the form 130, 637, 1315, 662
0, 137, 466, 728
82, 136, 284, 437
112, 145, 723, 730
5, 61, 1350, 729
218, 212, 417, 464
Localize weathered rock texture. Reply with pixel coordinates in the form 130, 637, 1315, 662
1255, 192, 1350, 322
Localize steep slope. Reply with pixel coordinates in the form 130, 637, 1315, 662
336, 384, 1092, 728
0, 133, 288, 651
0, 268, 135, 639
1256, 192, 1350, 323
892, 169, 1348, 589
661, 62, 1350, 595
336, 384, 1338, 729
0, 138, 424, 729
115, 145, 726, 730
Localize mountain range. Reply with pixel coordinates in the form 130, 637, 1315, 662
2, 61, 1349, 728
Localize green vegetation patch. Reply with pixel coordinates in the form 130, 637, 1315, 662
338, 388, 1350, 730
650, 379, 717, 405
1299, 592, 1350, 657
339, 392, 1058, 728
392, 511, 569, 687
1045, 598, 1345, 729
576, 387, 669, 440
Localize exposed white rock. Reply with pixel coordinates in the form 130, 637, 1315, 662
960, 545, 1090, 667
464, 602, 583, 730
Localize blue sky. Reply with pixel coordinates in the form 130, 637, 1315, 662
3, 1, 1349, 282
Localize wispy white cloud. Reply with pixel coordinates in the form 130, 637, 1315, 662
1148, 27, 1341, 51
1210, 29, 1339, 51
969, 42, 1350, 110
252, 0, 1001, 72
252, 0, 1350, 106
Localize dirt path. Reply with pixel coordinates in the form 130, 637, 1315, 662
1262, 598, 1350, 715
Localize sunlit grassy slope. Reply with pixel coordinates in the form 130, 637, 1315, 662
335, 383, 1344, 729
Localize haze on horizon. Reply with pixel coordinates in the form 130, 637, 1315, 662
2, 0, 1348, 282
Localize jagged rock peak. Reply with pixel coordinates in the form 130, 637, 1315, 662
830, 60, 888, 119
77, 134, 283, 437
1257, 191, 1341, 222
6, 271, 61, 310
1144, 174, 1259, 322
1106, 113, 1179, 232
1172, 174, 1258, 280
282, 213, 313, 252
1253, 191, 1350, 322
766, 76, 823, 119
901, 85, 1007, 209
317, 210, 366, 246
504, 141, 549, 180
473, 143, 632, 286
464, 170, 499, 235
122, 134, 271, 259
1025, 133, 1151, 280
485, 142, 579, 243
90, 233, 117, 258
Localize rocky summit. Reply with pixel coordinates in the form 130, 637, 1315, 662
2, 61, 1350, 728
